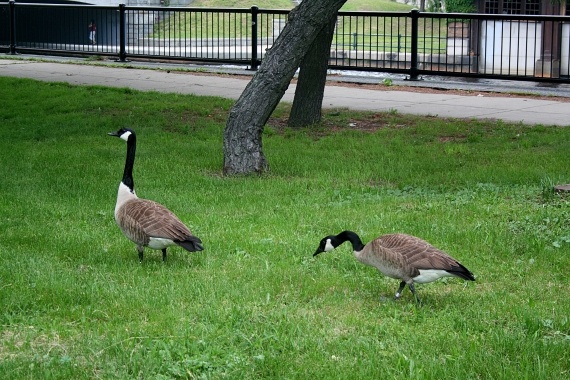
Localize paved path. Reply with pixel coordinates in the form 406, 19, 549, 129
1, 57, 569, 126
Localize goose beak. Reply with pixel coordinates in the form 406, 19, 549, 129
313, 248, 324, 257
108, 131, 119, 137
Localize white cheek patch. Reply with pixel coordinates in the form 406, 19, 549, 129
120, 131, 132, 141
324, 239, 335, 252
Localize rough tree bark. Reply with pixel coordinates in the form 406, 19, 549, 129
288, 15, 337, 128
223, 0, 347, 175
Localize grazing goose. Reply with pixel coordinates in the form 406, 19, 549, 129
108, 128, 203, 262
313, 230, 474, 303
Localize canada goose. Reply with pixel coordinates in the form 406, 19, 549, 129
108, 128, 203, 262
313, 230, 474, 303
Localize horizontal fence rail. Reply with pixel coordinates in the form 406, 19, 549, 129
0, 2, 569, 82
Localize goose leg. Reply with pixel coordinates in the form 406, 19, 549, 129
137, 245, 144, 262
162, 248, 167, 262
408, 283, 421, 305
394, 281, 406, 300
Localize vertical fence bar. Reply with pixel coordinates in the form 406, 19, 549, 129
348, 15, 352, 65
550, 19, 557, 78
374, 15, 379, 66
118, 4, 127, 61
558, 21, 564, 78
537, 20, 543, 78
8, 0, 16, 54
408, 8, 420, 80
234, 13, 241, 59
216, 11, 221, 61
383, 21, 387, 58
250, 6, 258, 70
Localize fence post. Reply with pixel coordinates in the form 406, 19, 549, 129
118, 4, 127, 62
352, 33, 358, 49
8, 0, 16, 55
407, 9, 421, 81
250, 6, 259, 70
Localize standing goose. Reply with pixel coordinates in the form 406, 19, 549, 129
108, 128, 203, 262
313, 230, 474, 303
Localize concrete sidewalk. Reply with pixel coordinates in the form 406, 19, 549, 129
1, 57, 569, 126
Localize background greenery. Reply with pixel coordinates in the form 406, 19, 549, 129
190, 0, 413, 11
0, 75, 569, 379
157, 0, 447, 53
444, 0, 477, 13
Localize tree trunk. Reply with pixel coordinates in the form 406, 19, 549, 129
288, 16, 337, 128
223, 0, 347, 175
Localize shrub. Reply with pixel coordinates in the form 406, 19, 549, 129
445, 0, 476, 13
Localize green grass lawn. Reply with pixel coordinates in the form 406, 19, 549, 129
190, 0, 294, 8
0, 76, 569, 379
157, 0, 446, 54
189, 0, 412, 11
157, 0, 422, 52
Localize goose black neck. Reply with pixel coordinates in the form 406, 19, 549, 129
338, 231, 365, 251
122, 134, 136, 191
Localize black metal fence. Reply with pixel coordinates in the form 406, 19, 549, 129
1, 2, 569, 83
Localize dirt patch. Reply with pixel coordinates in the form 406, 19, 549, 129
267, 105, 450, 135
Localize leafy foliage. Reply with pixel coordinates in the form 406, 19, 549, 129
445, 0, 477, 13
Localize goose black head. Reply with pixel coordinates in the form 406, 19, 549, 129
108, 128, 136, 142
313, 235, 340, 257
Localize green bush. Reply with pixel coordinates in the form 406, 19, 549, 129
426, 0, 443, 12
445, 0, 476, 13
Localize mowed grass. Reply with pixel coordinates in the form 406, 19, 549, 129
157, 0, 416, 44
0, 76, 569, 379
189, 0, 412, 11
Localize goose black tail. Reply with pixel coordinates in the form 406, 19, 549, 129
176, 236, 204, 252
449, 263, 476, 281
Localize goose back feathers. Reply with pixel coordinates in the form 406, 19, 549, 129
314, 230, 474, 303
115, 197, 203, 251
361, 233, 475, 283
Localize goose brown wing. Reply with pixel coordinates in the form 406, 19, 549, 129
374, 233, 460, 270
121, 198, 194, 241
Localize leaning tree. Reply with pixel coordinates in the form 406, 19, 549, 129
223, 0, 347, 175
288, 15, 337, 129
